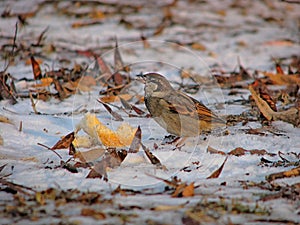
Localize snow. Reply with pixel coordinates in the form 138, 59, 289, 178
1, 0, 300, 224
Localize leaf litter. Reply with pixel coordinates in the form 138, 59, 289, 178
0, 0, 300, 224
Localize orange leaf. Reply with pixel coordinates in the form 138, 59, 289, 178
99, 94, 133, 103
51, 132, 75, 150
182, 182, 194, 197
30, 56, 42, 80
262, 71, 300, 85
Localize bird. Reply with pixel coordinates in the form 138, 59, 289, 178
138, 73, 225, 137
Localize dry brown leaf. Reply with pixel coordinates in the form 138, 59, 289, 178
77, 76, 96, 92
51, 132, 75, 150
114, 39, 124, 72
207, 156, 228, 179
131, 105, 146, 115
98, 100, 123, 121
86, 149, 127, 180
53, 78, 67, 100
261, 71, 300, 85
95, 54, 112, 79
182, 182, 194, 197
153, 204, 185, 211
207, 146, 226, 155
74, 148, 106, 162
99, 94, 133, 103
251, 79, 277, 112
263, 40, 294, 46
190, 42, 206, 51
32, 77, 53, 88
249, 85, 300, 126
71, 20, 103, 28
81, 208, 106, 220
120, 97, 132, 110
128, 126, 141, 153
141, 34, 150, 48
142, 144, 164, 168
30, 56, 42, 80
0, 115, 13, 125
228, 147, 247, 156
266, 166, 300, 182
172, 183, 187, 197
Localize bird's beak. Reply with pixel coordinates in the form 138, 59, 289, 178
136, 73, 146, 83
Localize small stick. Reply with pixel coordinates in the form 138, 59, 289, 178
37, 143, 62, 159
19, 121, 22, 132
29, 91, 39, 114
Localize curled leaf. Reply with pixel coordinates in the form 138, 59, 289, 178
76, 113, 137, 147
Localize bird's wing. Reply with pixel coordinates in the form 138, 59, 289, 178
160, 91, 224, 123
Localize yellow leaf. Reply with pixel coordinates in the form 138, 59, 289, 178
32, 77, 53, 87
76, 113, 137, 147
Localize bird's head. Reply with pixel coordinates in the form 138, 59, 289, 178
137, 73, 173, 97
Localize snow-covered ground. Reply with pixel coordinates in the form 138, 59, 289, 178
0, 1, 299, 224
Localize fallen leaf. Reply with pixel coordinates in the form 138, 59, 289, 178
32, 77, 53, 88
261, 71, 300, 85
0, 115, 13, 125
81, 208, 106, 220
51, 132, 75, 150
190, 42, 206, 51
142, 143, 164, 168
98, 100, 123, 121
182, 182, 194, 197
263, 40, 294, 46
249, 85, 300, 126
228, 147, 247, 156
0, 72, 17, 104
114, 39, 124, 72
86, 148, 127, 180
128, 126, 141, 153
76, 113, 137, 147
266, 166, 300, 182
153, 204, 185, 211
74, 148, 106, 162
77, 76, 96, 92
131, 105, 146, 115
207, 156, 228, 179
52, 78, 67, 100
30, 56, 42, 80
207, 146, 226, 155
251, 79, 277, 112
95, 54, 112, 81
120, 97, 132, 110
99, 93, 133, 103
141, 34, 150, 48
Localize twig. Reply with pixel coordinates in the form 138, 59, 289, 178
29, 91, 39, 114
4, 22, 18, 72
0, 178, 35, 196
19, 121, 23, 132
37, 143, 62, 159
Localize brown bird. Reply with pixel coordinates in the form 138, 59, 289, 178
138, 73, 225, 137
